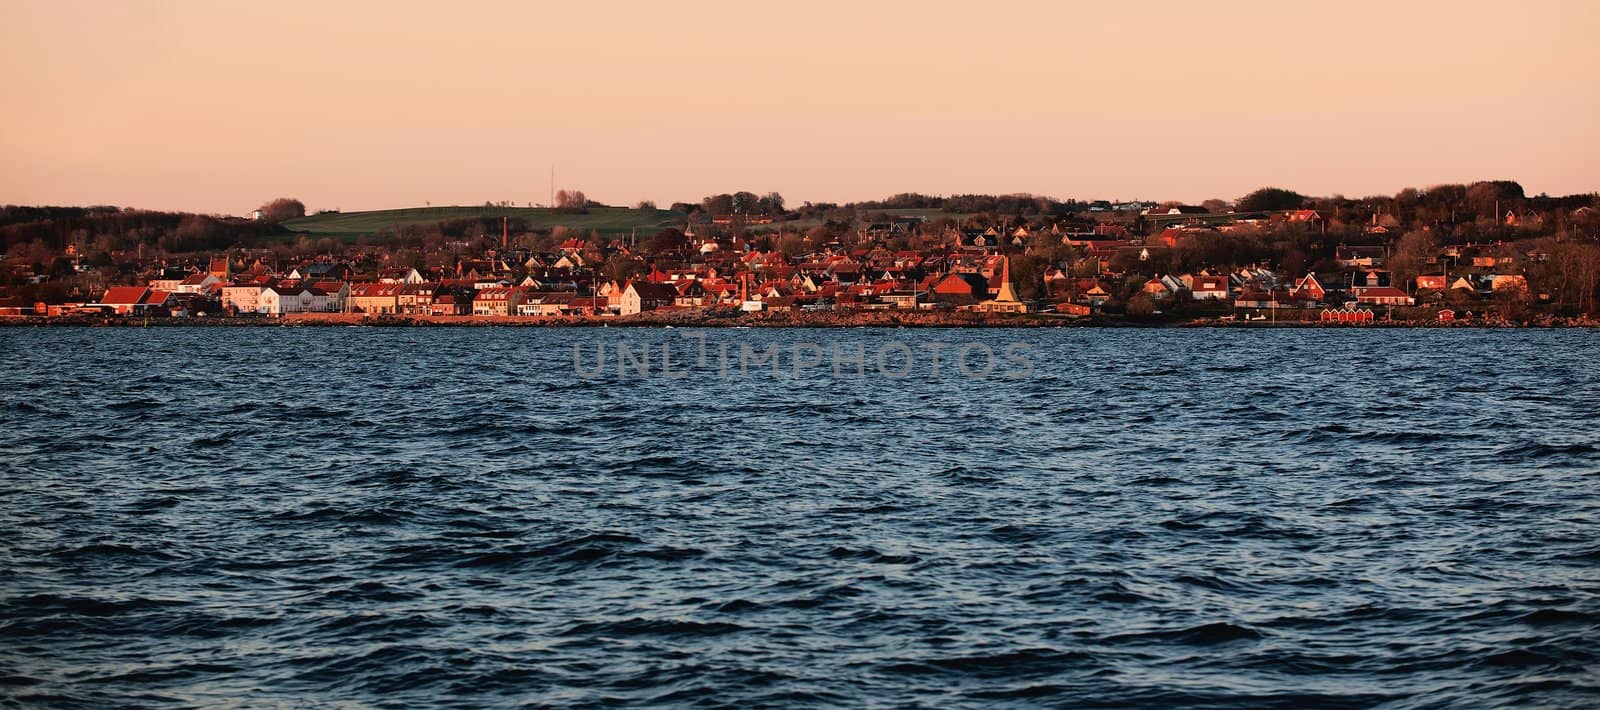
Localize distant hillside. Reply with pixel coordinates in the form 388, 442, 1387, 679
282, 206, 686, 237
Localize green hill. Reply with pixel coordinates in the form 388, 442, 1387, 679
281, 205, 966, 241
282, 206, 686, 237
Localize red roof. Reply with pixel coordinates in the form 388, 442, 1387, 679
349, 282, 403, 297
99, 286, 150, 305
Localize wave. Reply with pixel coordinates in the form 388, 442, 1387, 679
827, 546, 920, 565
559, 617, 746, 637
1105, 621, 1264, 646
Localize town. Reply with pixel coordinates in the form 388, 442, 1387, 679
2, 183, 1598, 326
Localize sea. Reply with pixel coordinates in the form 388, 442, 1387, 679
1, 326, 1597, 707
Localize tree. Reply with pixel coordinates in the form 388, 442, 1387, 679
1549, 242, 1600, 313
757, 192, 786, 215
1009, 254, 1049, 300
1389, 230, 1439, 288
732, 191, 760, 214
257, 198, 306, 223
1466, 180, 1525, 221
604, 255, 646, 283
1237, 187, 1307, 212
701, 194, 735, 215
555, 189, 588, 212
634, 200, 657, 210
775, 232, 807, 257
1126, 293, 1158, 319
647, 228, 688, 254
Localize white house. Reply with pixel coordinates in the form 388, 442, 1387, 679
222, 284, 266, 313
379, 267, 425, 284
175, 272, 221, 294
260, 286, 332, 315
620, 282, 677, 316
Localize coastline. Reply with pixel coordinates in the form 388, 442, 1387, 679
4, 312, 1596, 329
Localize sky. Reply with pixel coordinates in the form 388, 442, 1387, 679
1, 0, 1596, 215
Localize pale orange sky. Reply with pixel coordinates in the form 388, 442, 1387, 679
2, 0, 1596, 215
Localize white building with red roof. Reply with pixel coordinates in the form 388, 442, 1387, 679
98, 286, 151, 315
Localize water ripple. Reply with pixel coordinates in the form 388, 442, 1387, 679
1, 327, 1598, 706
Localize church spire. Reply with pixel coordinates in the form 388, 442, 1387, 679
995, 256, 1021, 303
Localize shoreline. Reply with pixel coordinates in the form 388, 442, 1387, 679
4, 312, 1596, 329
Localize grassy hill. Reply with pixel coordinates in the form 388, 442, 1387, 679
282, 206, 686, 238
281, 205, 969, 240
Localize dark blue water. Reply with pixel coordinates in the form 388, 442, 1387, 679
2, 327, 1597, 707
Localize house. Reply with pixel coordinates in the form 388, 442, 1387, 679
208, 256, 231, 280
1190, 275, 1230, 300
1290, 273, 1326, 302
1234, 289, 1303, 309
879, 291, 920, 310
598, 280, 626, 310
258, 286, 296, 315
1353, 286, 1413, 306
1490, 274, 1529, 293
1141, 278, 1173, 300
221, 284, 267, 314
348, 282, 403, 314
148, 268, 188, 292
396, 282, 438, 314
0, 296, 35, 316
930, 272, 989, 299
1066, 279, 1113, 307
1042, 267, 1070, 295
620, 282, 678, 315
1142, 205, 1209, 216
378, 267, 424, 284
175, 272, 221, 294
98, 286, 152, 315
516, 292, 575, 317
141, 290, 176, 315
1337, 245, 1385, 268
259, 285, 332, 315
568, 296, 606, 316
428, 293, 470, 316
1415, 274, 1449, 291
1355, 270, 1391, 288
673, 280, 707, 308
310, 281, 349, 311
472, 286, 522, 316
1152, 228, 1188, 248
